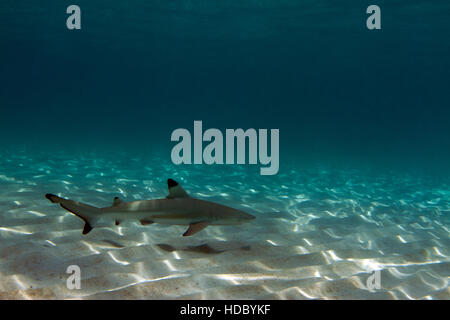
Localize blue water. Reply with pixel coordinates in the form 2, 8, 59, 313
0, 1, 449, 299
1, 0, 449, 170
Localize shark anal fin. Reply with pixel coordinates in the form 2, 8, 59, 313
183, 221, 209, 237
140, 219, 154, 225
166, 179, 190, 199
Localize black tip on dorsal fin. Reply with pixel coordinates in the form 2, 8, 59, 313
167, 179, 178, 188
166, 178, 189, 199
113, 197, 123, 206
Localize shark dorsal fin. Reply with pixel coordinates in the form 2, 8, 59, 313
113, 197, 123, 206
166, 179, 190, 199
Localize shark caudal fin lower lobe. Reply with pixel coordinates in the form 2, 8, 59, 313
45, 193, 97, 235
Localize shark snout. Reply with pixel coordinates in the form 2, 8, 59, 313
237, 211, 256, 222
246, 213, 256, 220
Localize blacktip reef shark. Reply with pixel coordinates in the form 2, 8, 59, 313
45, 179, 255, 236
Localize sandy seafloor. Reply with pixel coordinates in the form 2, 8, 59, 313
0, 149, 448, 300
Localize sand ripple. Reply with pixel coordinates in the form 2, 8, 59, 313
0, 150, 448, 299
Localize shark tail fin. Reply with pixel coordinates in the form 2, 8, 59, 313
45, 193, 63, 204
45, 193, 99, 235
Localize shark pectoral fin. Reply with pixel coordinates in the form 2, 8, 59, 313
183, 221, 210, 237
140, 219, 154, 225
